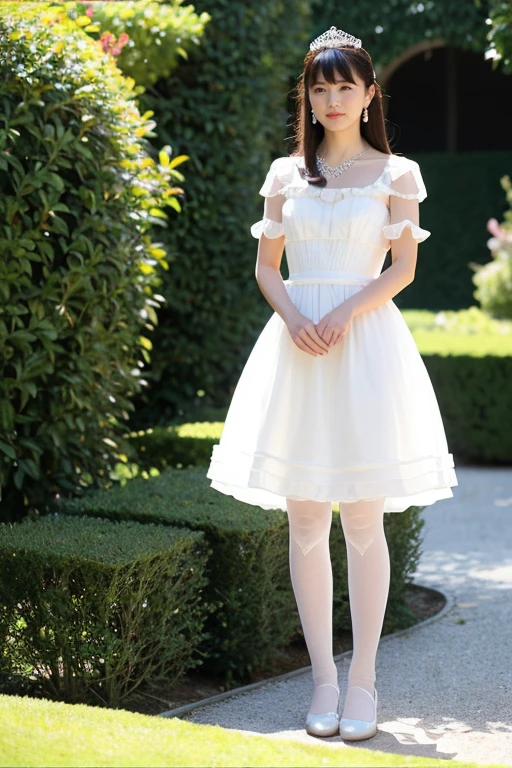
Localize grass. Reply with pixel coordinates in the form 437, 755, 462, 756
0, 694, 507, 768
402, 308, 512, 356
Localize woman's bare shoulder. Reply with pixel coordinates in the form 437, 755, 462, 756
361, 149, 391, 162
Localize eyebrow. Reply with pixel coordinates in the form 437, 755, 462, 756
312, 79, 352, 85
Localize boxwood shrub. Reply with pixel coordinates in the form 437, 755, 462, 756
0, 514, 211, 707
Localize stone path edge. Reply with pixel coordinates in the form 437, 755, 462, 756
158, 581, 457, 720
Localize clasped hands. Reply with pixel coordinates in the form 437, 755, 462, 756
286, 303, 354, 357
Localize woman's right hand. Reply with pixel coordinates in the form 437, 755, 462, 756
285, 313, 331, 357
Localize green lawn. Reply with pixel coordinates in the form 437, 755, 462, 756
403, 308, 512, 356
0, 694, 506, 768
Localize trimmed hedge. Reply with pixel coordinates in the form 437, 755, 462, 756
124, 421, 224, 471
0, 515, 211, 707
51, 466, 424, 686
420, 353, 512, 463
126, 0, 311, 426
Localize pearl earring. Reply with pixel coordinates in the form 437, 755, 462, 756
362, 106, 368, 122
311, 108, 317, 125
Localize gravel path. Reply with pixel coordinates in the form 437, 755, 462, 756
164, 466, 512, 766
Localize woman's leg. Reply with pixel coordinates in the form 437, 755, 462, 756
339, 498, 390, 721
286, 498, 339, 715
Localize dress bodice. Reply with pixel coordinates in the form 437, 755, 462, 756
251, 154, 431, 282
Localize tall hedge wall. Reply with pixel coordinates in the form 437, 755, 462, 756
127, 0, 311, 426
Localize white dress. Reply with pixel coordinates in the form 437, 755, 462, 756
206, 153, 458, 513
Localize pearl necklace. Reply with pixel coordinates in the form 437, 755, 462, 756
315, 146, 371, 178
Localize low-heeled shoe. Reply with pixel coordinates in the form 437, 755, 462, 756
305, 683, 340, 737
339, 686, 378, 741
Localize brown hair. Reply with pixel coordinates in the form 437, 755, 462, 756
291, 45, 392, 188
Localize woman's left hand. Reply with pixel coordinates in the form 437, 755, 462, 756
315, 303, 354, 347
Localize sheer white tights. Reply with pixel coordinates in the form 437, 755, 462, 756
286, 497, 390, 721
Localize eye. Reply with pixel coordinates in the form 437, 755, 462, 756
313, 86, 351, 92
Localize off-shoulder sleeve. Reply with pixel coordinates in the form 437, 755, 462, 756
386, 156, 428, 202
258, 156, 295, 197
251, 157, 294, 240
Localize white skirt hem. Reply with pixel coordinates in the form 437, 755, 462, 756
207, 445, 457, 513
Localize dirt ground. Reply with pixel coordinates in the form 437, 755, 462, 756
120, 583, 445, 717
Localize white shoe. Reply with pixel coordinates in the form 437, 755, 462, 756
339, 686, 378, 741
305, 683, 340, 737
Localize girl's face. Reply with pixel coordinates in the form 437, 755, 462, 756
308, 69, 374, 132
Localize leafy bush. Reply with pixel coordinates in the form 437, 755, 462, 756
68, 0, 212, 89
473, 255, 512, 319
471, 182, 512, 319
0, 3, 181, 521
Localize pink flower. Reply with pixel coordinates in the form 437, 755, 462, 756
100, 30, 129, 56
487, 218, 502, 238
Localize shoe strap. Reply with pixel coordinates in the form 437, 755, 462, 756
315, 683, 339, 693
347, 685, 375, 701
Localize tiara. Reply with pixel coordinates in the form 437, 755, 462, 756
310, 26, 361, 52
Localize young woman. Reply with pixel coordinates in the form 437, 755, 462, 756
207, 26, 458, 741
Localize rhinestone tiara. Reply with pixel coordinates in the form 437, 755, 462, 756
310, 26, 361, 52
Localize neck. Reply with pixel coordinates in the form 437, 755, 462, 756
317, 135, 369, 165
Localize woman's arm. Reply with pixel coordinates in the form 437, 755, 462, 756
254, 195, 329, 356
254, 229, 298, 326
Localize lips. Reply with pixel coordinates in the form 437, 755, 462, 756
327, 113, 344, 117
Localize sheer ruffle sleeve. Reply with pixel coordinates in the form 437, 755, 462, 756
250, 157, 294, 240
250, 217, 285, 239
257, 156, 295, 196
382, 219, 431, 243
382, 156, 431, 244
385, 156, 427, 202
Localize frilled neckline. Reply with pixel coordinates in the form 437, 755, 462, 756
278, 155, 395, 202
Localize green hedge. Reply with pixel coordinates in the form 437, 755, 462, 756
421, 354, 512, 463
405, 309, 512, 463
0, 515, 211, 707
125, 0, 311, 427
124, 422, 223, 471
51, 467, 424, 687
